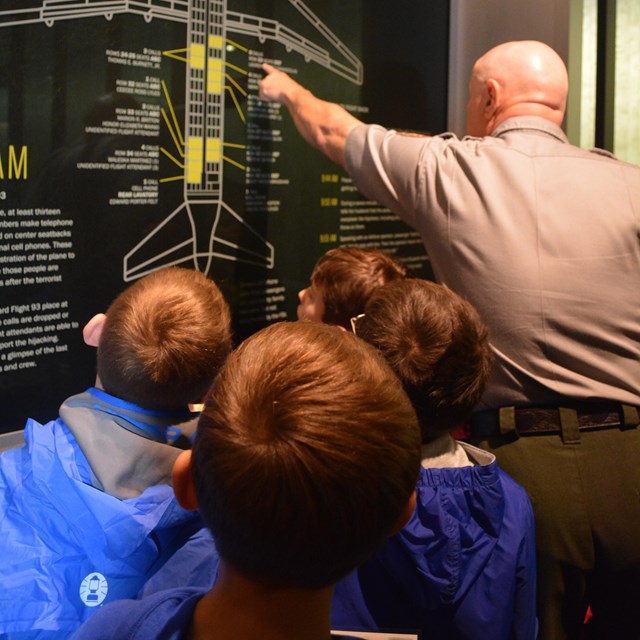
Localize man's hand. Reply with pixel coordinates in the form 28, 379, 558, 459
258, 63, 305, 105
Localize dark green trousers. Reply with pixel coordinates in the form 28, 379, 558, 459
471, 426, 640, 640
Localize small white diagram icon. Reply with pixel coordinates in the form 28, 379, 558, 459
79, 572, 108, 607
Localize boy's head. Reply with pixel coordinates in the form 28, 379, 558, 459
88, 267, 232, 411
181, 321, 421, 589
298, 246, 408, 330
356, 279, 493, 441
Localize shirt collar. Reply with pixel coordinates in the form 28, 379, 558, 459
490, 116, 569, 144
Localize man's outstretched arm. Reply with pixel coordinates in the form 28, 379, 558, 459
258, 63, 363, 169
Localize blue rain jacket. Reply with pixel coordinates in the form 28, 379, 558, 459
71, 586, 382, 640
331, 443, 538, 640
0, 389, 204, 639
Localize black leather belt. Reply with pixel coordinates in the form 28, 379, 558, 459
471, 402, 640, 437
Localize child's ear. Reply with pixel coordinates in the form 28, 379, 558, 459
83, 313, 107, 347
390, 490, 417, 536
172, 450, 199, 511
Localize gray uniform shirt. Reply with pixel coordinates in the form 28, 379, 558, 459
345, 116, 640, 409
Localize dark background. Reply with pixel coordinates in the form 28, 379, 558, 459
0, 0, 449, 433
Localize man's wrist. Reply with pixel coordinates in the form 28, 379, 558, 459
283, 84, 311, 109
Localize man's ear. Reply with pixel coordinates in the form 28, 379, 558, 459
172, 450, 199, 511
83, 313, 107, 347
390, 490, 417, 536
484, 79, 500, 113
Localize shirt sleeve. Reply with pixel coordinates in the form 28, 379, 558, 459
344, 124, 435, 230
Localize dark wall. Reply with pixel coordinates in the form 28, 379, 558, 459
0, 0, 448, 433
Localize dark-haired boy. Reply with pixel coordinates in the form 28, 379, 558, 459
298, 245, 408, 330
332, 279, 537, 639
0, 267, 232, 638
72, 321, 422, 640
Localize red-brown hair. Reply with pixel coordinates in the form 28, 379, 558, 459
192, 321, 421, 588
97, 267, 232, 411
358, 279, 493, 441
311, 246, 408, 330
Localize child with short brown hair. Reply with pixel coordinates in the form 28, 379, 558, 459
332, 279, 538, 639
0, 267, 232, 638
297, 246, 408, 330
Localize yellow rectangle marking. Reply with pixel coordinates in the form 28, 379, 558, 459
190, 43, 205, 69
206, 138, 221, 162
209, 35, 223, 49
187, 137, 203, 183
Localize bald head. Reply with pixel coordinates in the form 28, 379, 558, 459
466, 40, 568, 137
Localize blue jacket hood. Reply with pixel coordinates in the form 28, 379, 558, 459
0, 392, 203, 638
332, 442, 537, 639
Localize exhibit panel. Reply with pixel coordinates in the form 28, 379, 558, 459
0, 0, 448, 432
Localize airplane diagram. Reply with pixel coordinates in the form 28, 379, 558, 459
0, 0, 363, 279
